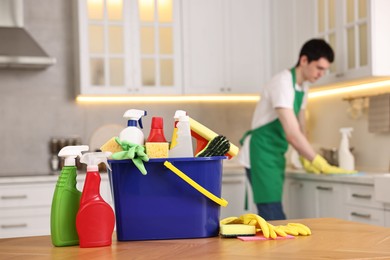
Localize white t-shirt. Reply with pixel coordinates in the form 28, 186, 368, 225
238, 69, 309, 168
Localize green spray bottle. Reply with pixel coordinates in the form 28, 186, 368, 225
51, 145, 89, 247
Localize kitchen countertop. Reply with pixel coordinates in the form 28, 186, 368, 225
286, 168, 389, 185
1, 161, 387, 184
0, 173, 109, 185
0, 158, 246, 182
2, 218, 390, 259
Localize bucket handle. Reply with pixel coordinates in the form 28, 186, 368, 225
164, 161, 228, 207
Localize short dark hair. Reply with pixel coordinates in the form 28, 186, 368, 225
296, 38, 334, 67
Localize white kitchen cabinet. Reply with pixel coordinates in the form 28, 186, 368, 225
343, 183, 385, 226
182, 0, 271, 94
285, 172, 388, 226
344, 183, 382, 209
284, 179, 344, 219
0, 174, 112, 239
220, 169, 257, 219
313, 0, 390, 86
220, 173, 246, 219
384, 210, 390, 227
76, 0, 182, 95
0, 183, 53, 238
271, 0, 390, 87
270, 0, 316, 75
312, 181, 344, 218
283, 178, 316, 219
344, 205, 385, 226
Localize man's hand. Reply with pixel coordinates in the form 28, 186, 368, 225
311, 155, 357, 174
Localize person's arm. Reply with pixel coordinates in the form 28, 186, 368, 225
276, 107, 316, 161
277, 107, 356, 174
297, 109, 307, 136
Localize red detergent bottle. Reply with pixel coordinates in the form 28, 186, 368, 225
76, 152, 115, 248
146, 116, 167, 142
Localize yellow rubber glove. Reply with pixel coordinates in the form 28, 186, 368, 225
220, 214, 312, 238
276, 223, 311, 236
312, 155, 357, 174
299, 156, 321, 174
220, 216, 242, 225
238, 213, 270, 238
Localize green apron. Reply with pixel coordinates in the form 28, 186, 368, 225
241, 68, 304, 203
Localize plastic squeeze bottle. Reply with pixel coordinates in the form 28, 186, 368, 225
338, 127, 355, 171
51, 145, 89, 247
119, 109, 147, 145
170, 110, 187, 149
169, 115, 194, 158
76, 152, 115, 248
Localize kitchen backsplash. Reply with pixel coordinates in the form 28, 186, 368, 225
0, 0, 388, 176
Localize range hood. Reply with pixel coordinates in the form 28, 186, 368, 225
0, 0, 56, 69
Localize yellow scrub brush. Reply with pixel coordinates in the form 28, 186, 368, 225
189, 117, 239, 159
195, 135, 230, 157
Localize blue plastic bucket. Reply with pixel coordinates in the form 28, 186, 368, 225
108, 156, 226, 241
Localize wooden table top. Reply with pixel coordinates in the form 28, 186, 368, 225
1, 218, 390, 259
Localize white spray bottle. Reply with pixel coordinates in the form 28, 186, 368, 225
169, 115, 193, 158
119, 109, 147, 145
338, 127, 355, 171
170, 110, 187, 149
76, 151, 115, 248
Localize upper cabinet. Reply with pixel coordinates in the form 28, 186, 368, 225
269, 0, 316, 76
76, 0, 182, 95
271, 0, 390, 87
76, 0, 270, 96
182, 0, 271, 94
313, 0, 390, 86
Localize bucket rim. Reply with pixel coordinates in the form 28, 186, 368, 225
108, 156, 227, 164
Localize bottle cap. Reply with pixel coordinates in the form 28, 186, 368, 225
151, 117, 163, 129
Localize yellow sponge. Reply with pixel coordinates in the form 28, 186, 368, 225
145, 142, 169, 158
220, 224, 256, 238
100, 137, 123, 154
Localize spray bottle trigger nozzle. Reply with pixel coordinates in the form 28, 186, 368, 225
80, 151, 112, 171
58, 145, 89, 166
138, 110, 147, 129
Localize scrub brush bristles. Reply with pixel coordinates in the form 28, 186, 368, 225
196, 135, 230, 157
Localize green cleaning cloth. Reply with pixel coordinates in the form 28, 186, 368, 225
111, 137, 149, 175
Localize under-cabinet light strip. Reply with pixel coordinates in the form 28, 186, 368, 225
76, 95, 259, 103
308, 80, 390, 99
76, 80, 390, 103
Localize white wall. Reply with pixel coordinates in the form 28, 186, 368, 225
0, 0, 388, 176
307, 95, 390, 172
0, 0, 255, 176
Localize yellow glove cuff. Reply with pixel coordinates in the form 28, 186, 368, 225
312, 154, 357, 174
311, 154, 329, 172
299, 156, 320, 174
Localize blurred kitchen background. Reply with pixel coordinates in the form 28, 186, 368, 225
0, 0, 389, 176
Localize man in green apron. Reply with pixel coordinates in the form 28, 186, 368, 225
239, 39, 355, 220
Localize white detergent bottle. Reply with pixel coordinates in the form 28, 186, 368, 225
119, 109, 147, 145
169, 115, 193, 158
170, 110, 187, 149
338, 127, 355, 171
